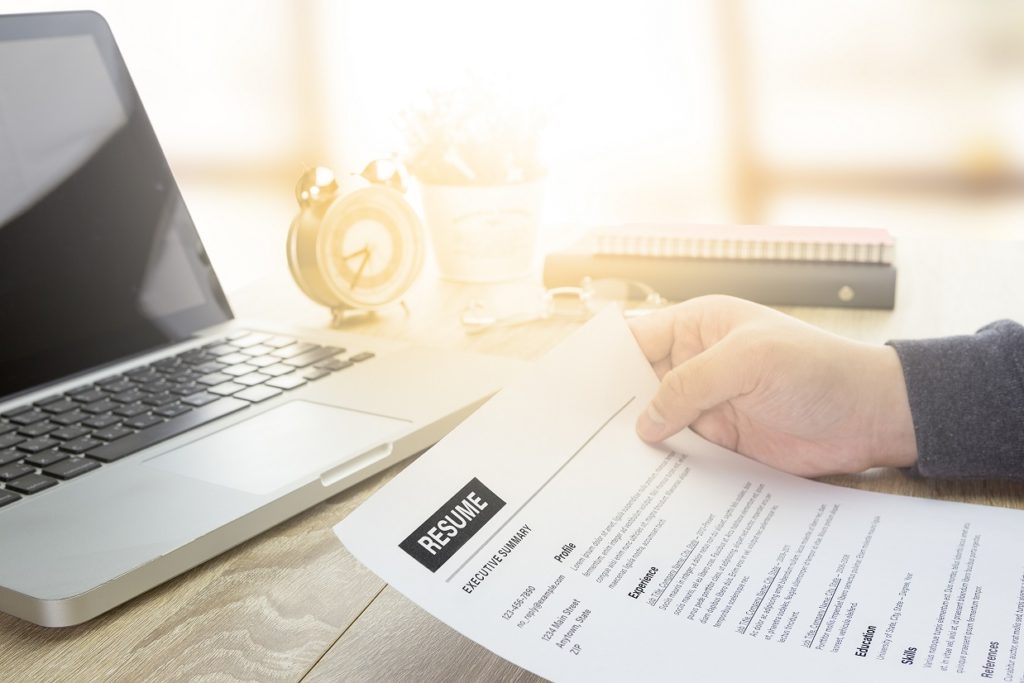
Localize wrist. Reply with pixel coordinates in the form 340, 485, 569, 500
867, 345, 918, 469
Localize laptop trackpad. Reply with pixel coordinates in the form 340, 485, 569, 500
145, 400, 410, 495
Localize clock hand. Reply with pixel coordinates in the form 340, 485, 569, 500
340, 245, 370, 261
350, 247, 372, 289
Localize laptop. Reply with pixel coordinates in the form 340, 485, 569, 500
0, 10, 522, 627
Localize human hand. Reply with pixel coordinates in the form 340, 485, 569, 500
629, 296, 917, 477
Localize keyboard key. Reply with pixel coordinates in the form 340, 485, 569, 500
247, 355, 278, 368
141, 393, 177, 407
124, 414, 164, 430
264, 336, 295, 348
223, 363, 257, 377
0, 449, 24, 466
198, 372, 233, 386
205, 343, 239, 356
154, 403, 191, 418
181, 392, 219, 407
34, 395, 64, 407
261, 363, 295, 377
301, 368, 330, 381
0, 462, 34, 481
9, 409, 48, 426
0, 433, 26, 449
193, 361, 227, 374
24, 449, 68, 467
266, 374, 307, 390
0, 422, 16, 436
111, 389, 147, 404
234, 385, 283, 403
113, 403, 149, 418
99, 379, 135, 393
41, 398, 79, 414
1, 405, 32, 418
152, 358, 182, 372
82, 414, 121, 429
234, 372, 271, 387
82, 399, 119, 415
232, 333, 270, 348
51, 425, 90, 441
167, 370, 201, 384
88, 397, 248, 463
208, 382, 245, 396
182, 352, 216, 366
226, 330, 251, 341
71, 388, 107, 404
43, 457, 101, 480
241, 344, 273, 357
349, 351, 375, 363
60, 436, 106, 454
0, 488, 20, 507
283, 347, 341, 368
94, 425, 134, 442
271, 342, 316, 359
97, 375, 128, 386
139, 381, 174, 395
316, 358, 353, 371
18, 421, 59, 437
217, 353, 250, 365
51, 409, 88, 426
17, 436, 59, 453
126, 366, 158, 379
131, 373, 166, 386
169, 383, 202, 396
66, 385, 99, 396
7, 473, 58, 495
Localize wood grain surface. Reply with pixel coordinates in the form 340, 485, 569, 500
0, 465, 404, 682
3, 233, 1023, 682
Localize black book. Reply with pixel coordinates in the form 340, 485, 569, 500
543, 246, 897, 309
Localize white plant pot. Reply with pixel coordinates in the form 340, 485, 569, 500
418, 179, 544, 282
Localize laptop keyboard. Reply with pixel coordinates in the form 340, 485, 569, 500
0, 331, 374, 509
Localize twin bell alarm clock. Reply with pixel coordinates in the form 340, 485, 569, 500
287, 160, 425, 322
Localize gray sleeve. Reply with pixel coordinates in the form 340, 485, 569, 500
887, 320, 1024, 479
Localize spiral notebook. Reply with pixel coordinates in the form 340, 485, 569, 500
543, 223, 898, 309
593, 224, 895, 264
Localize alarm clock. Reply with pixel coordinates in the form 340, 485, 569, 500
287, 161, 425, 322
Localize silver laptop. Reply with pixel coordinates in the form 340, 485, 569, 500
0, 11, 521, 627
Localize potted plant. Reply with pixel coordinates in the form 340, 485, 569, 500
401, 83, 546, 282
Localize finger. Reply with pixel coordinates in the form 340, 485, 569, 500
628, 298, 712, 363
690, 408, 739, 451
652, 357, 673, 380
627, 306, 679, 363
636, 338, 752, 442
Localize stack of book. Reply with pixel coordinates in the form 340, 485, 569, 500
542, 224, 897, 309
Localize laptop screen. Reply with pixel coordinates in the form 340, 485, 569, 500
0, 13, 231, 400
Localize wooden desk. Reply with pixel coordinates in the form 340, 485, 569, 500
3, 234, 1024, 682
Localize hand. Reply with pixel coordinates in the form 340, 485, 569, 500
629, 295, 918, 477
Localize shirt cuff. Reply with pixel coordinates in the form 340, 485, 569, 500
886, 320, 1024, 479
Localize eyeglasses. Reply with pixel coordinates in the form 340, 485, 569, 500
460, 277, 670, 334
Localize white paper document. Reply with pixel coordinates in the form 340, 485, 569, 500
335, 309, 1024, 682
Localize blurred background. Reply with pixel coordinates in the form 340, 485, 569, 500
5, 0, 1024, 292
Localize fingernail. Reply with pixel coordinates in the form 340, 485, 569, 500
637, 404, 666, 441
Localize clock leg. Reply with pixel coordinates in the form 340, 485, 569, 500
330, 305, 378, 327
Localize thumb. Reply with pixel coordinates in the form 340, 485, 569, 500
636, 340, 751, 442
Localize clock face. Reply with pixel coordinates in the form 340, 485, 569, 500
316, 186, 424, 309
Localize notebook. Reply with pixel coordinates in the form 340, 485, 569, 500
543, 223, 898, 310
592, 224, 895, 264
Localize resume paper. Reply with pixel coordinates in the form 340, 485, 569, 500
335, 309, 1024, 681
